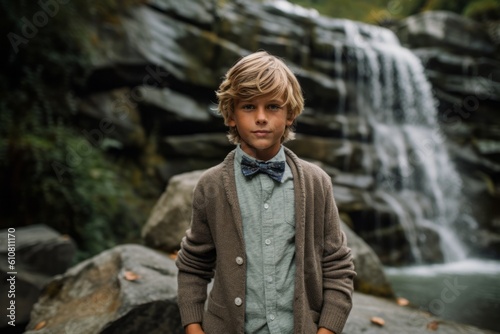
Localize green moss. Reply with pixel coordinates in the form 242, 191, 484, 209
463, 0, 500, 20
354, 279, 395, 298
0, 98, 153, 262
288, 0, 496, 23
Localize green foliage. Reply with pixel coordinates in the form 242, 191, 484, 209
290, 0, 392, 23
289, 0, 428, 22
0, 0, 150, 261
288, 0, 499, 23
0, 72, 145, 262
463, 0, 500, 20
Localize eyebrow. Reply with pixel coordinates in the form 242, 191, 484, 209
237, 99, 285, 104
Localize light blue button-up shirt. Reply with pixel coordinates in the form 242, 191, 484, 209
234, 145, 296, 334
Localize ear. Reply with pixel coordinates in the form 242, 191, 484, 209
227, 113, 236, 127
286, 112, 295, 126
227, 101, 237, 127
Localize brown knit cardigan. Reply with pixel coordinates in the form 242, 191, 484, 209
176, 147, 356, 334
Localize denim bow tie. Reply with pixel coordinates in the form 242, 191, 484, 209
241, 155, 285, 182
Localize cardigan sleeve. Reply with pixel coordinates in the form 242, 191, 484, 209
175, 177, 217, 328
318, 175, 356, 333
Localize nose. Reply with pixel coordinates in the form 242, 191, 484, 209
255, 106, 267, 124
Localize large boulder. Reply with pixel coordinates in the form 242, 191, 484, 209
0, 225, 76, 329
24, 244, 182, 334
142, 170, 206, 252
342, 222, 394, 298
344, 292, 494, 333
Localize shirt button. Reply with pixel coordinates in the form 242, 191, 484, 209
265, 239, 271, 245
236, 256, 243, 265
264, 203, 269, 209
267, 276, 273, 283
269, 314, 275, 321
234, 297, 242, 306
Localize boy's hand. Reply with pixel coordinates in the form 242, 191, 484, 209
317, 328, 335, 334
185, 323, 205, 334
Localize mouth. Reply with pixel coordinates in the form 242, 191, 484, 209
252, 130, 271, 137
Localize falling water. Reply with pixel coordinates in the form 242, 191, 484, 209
331, 20, 468, 263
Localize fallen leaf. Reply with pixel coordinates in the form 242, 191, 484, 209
123, 270, 140, 281
427, 320, 439, 331
370, 316, 385, 326
169, 250, 178, 260
397, 297, 409, 306
34, 320, 47, 330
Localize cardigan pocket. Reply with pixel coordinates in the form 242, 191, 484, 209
206, 293, 227, 320
306, 309, 320, 332
204, 294, 229, 333
310, 309, 320, 323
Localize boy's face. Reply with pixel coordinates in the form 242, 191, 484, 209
229, 94, 294, 161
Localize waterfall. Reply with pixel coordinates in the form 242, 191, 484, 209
332, 20, 468, 263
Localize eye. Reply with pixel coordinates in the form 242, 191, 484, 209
268, 104, 283, 111
240, 104, 254, 110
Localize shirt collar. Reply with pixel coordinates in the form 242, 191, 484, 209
235, 145, 286, 165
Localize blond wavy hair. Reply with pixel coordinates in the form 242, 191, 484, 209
216, 51, 304, 144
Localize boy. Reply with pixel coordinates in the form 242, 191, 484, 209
176, 51, 355, 334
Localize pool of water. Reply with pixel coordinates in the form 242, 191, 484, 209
385, 259, 500, 333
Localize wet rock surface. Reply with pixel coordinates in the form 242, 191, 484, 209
345, 292, 497, 334
24, 244, 182, 334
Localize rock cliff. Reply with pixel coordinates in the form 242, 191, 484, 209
77, 0, 500, 264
